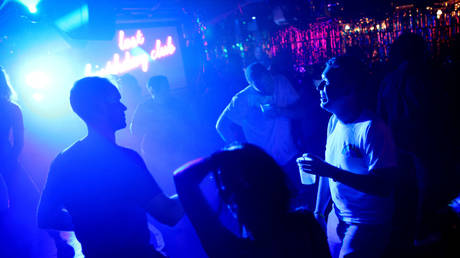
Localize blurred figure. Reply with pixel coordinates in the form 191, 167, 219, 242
131, 75, 190, 196
216, 63, 312, 210
116, 74, 144, 128
115, 73, 144, 151
0, 66, 42, 257
298, 56, 398, 258
378, 32, 459, 256
0, 66, 23, 209
131, 75, 207, 258
174, 143, 330, 258
37, 77, 183, 258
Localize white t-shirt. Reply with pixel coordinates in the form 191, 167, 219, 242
221, 75, 299, 165
325, 111, 397, 224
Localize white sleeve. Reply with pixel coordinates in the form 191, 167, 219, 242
365, 120, 398, 171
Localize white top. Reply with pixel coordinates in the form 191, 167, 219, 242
325, 111, 397, 224
221, 75, 299, 165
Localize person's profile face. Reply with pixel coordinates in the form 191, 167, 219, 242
316, 69, 345, 113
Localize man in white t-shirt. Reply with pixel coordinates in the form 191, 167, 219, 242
297, 56, 398, 258
216, 63, 311, 209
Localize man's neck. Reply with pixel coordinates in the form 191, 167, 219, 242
86, 126, 116, 144
333, 97, 363, 124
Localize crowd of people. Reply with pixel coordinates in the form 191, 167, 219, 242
0, 32, 458, 258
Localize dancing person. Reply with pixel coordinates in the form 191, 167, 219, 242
174, 143, 331, 258
37, 77, 184, 258
297, 56, 398, 258
216, 63, 312, 210
0, 66, 43, 257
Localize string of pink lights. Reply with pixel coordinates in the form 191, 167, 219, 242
268, 1, 460, 67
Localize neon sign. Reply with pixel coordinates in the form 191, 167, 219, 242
118, 30, 145, 51
85, 29, 177, 76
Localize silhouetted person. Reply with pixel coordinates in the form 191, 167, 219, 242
298, 56, 398, 258
378, 32, 459, 256
174, 143, 331, 258
216, 63, 312, 210
37, 77, 184, 258
0, 66, 23, 209
0, 66, 41, 257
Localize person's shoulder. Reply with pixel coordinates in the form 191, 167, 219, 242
229, 85, 253, 105
48, 140, 86, 174
117, 146, 145, 164
358, 111, 392, 139
4, 101, 22, 115
56, 140, 86, 161
234, 85, 253, 97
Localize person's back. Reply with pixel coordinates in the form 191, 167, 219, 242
48, 137, 160, 257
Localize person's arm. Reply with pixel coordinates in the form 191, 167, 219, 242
37, 158, 74, 231
11, 104, 24, 161
216, 112, 246, 143
129, 151, 184, 226
174, 158, 244, 257
314, 176, 331, 230
298, 154, 396, 196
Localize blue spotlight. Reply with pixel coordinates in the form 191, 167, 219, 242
25, 71, 50, 90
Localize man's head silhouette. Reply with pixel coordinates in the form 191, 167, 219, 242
70, 77, 127, 132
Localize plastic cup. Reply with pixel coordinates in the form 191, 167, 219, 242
297, 156, 316, 185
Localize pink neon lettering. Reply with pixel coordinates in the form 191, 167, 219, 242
150, 36, 176, 60
118, 30, 145, 51
85, 33, 177, 76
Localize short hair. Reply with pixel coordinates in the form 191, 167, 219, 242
70, 77, 118, 121
244, 62, 270, 83
323, 55, 367, 92
147, 75, 169, 93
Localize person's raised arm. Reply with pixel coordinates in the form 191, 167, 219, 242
37, 158, 74, 231
174, 157, 245, 257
